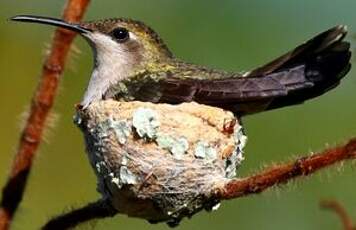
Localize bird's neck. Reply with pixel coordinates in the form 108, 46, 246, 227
80, 52, 174, 108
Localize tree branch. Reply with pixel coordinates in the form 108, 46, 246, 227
217, 138, 356, 199
42, 138, 356, 229
42, 199, 117, 230
0, 1, 90, 229
321, 200, 355, 230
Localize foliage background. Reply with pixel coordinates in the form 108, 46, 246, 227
0, 0, 356, 229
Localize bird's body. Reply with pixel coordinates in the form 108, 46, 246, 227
11, 15, 352, 115
100, 60, 241, 104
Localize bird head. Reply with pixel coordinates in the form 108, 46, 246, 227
11, 15, 173, 107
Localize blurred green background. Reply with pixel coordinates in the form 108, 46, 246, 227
1, 0, 356, 229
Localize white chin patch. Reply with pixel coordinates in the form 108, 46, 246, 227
81, 32, 134, 107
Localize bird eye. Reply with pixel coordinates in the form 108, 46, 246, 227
111, 27, 129, 42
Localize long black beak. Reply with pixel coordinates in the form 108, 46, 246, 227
10, 15, 91, 34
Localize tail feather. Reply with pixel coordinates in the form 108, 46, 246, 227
243, 25, 351, 113
154, 25, 351, 116
248, 25, 349, 76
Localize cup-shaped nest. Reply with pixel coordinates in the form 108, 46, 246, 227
75, 100, 247, 226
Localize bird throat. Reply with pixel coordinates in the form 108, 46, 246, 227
80, 32, 138, 108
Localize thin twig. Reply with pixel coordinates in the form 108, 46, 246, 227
42, 199, 117, 230
321, 200, 355, 230
217, 138, 356, 199
0, 0, 90, 229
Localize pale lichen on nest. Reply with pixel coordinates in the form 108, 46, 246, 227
75, 99, 247, 226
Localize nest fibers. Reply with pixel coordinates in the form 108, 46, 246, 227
75, 100, 247, 226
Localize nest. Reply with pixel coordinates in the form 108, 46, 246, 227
75, 100, 247, 226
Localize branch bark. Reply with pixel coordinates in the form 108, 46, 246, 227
43, 137, 356, 229
0, 1, 90, 229
217, 138, 356, 199
42, 199, 117, 230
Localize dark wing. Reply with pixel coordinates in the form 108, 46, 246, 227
137, 25, 351, 116
158, 66, 311, 114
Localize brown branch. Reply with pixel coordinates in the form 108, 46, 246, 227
40, 138, 356, 229
321, 200, 355, 230
217, 138, 356, 199
0, 0, 90, 229
42, 199, 117, 230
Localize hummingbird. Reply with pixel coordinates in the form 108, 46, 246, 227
11, 15, 351, 115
